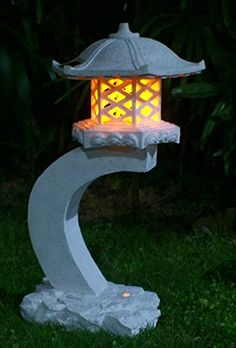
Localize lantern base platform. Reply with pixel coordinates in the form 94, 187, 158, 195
20, 278, 161, 336
72, 119, 180, 149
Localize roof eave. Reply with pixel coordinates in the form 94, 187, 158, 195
52, 60, 206, 79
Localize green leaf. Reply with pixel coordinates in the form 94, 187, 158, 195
172, 82, 218, 98
138, 15, 160, 35
221, 0, 231, 28
199, 298, 209, 306
204, 27, 223, 67
75, 83, 90, 114
171, 24, 188, 55
22, 19, 39, 51
211, 101, 226, 116
194, 29, 203, 60
54, 81, 85, 105
186, 31, 194, 61
224, 152, 231, 175
211, 102, 232, 121
207, 0, 221, 25
147, 17, 181, 38
180, 0, 190, 11
14, 59, 31, 109
36, 0, 43, 24
0, 46, 12, 96
213, 149, 224, 157
200, 119, 216, 146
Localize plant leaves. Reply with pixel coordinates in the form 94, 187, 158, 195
221, 0, 230, 28
54, 81, 85, 105
0, 46, 12, 97
35, 0, 43, 24
172, 83, 218, 98
200, 119, 216, 146
211, 101, 232, 121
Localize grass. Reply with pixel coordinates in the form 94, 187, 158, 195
0, 179, 236, 348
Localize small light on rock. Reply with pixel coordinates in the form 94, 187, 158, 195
122, 291, 130, 298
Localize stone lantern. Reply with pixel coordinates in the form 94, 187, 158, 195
20, 23, 205, 336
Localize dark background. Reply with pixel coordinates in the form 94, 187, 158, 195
0, 0, 235, 209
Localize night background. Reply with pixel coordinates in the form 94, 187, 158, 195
0, 1, 236, 347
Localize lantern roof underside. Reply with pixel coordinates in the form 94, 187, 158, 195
52, 23, 205, 79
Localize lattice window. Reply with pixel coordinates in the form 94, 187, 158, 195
91, 79, 98, 120
90, 77, 161, 126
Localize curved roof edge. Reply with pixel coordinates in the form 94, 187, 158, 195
52, 59, 205, 79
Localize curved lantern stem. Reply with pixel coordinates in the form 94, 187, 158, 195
27, 145, 157, 296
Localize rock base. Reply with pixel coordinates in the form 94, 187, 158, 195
20, 279, 161, 336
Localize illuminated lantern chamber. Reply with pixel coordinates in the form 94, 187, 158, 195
91, 77, 161, 125
53, 23, 205, 149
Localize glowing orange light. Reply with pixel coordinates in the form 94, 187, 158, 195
91, 77, 161, 126
122, 291, 131, 298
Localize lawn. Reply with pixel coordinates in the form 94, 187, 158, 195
0, 177, 235, 348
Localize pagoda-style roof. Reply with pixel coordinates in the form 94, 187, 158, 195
52, 23, 205, 79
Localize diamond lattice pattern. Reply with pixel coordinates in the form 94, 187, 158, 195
91, 78, 161, 126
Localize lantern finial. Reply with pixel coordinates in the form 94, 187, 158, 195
109, 23, 139, 39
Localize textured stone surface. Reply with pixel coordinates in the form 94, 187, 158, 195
21, 279, 161, 336
28, 146, 157, 296
52, 23, 205, 78
72, 119, 180, 149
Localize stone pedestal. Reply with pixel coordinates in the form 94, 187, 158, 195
21, 279, 160, 336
